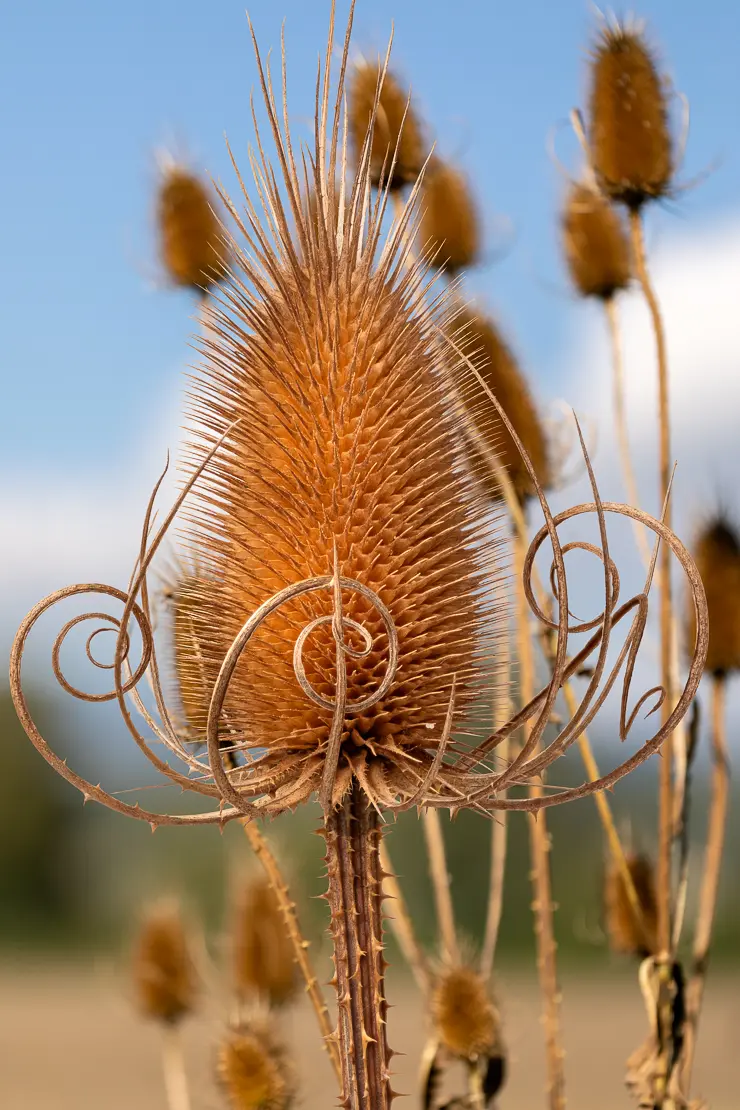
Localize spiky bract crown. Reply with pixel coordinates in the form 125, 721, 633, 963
451, 306, 549, 505
419, 158, 482, 274
217, 1021, 294, 1110
177, 20, 502, 816
561, 182, 631, 300
690, 516, 740, 677
604, 853, 658, 959
348, 58, 425, 190
231, 876, 297, 1007
432, 966, 501, 1060
157, 166, 230, 292
132, 902, 197, 1024
588, 22, 673, 209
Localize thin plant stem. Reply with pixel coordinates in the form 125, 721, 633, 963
161, 1024, 191, 1110
629, 207, 675, 965
423, 808, 460, 965
515, 527, 566, 1110
480, 631, 512, 983
379, 838, 432, 996
682, 676, 730, 1092
242, 820, 341, 1082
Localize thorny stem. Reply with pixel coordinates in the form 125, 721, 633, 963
242, 820, 341, 1082
161, 1024, 191, 1110
630, 207, 675, 1109
423, 808, 460, 965
681, 676, 730, 1094
515, 528, 566, 1110
379, 839, 432, 996
325, 781, 392, 1110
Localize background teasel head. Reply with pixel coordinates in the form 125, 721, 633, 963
603, 853, 659, 959
689, 515, 740, 678
587, 19, 674, 209
450, 305, 550, 506
418, 157, 482, 274
432, 965, 503, 1062
561, 181, 631, 300
132, 900, 198, 1024
231, 874, 297, 1009
348, 57, 426, 189
217, 1019, 295, 1110
156, 158, 230, 293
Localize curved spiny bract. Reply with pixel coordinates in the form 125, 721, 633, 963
561, 181, 631, 301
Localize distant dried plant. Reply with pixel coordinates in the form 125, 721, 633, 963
217, 1020, 295, 1110
604, 853, 659, 960
231, 875, 297, 1010
419, 157, 482, 274
561, 181, 631, 301
689, 517, 740, 678
157, 162, 230, 293
348, 56, 425, 189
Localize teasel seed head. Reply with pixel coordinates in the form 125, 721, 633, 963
561, 181, 631, 300
132, 900, 197, 1024
348, 58, 425, 190
690, 516, 740, 678
231, 875, 297, 1008
588, 20, 673, 209
604, 853, 659, 959
432, 966, 502, 1061
452, 306, 550, 505
166, 566, 226, 740
157, 162, 230, 293
217, 1020, 295, 1110
419, 157, 482, 274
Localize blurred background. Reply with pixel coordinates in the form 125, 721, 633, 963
1, 0, 739, 1107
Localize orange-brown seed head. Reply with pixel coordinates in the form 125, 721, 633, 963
132, 902, 197, 1024
348, 59, 425, 190
604, 853, 659, 959
231, 876, 297, 1008
690, 517, 740, 678
217, 1021, 294, 1110
157, 166, 230, 292
561, 182, 631, 300
432, 966, 501, 1060
419, 158, 482, 274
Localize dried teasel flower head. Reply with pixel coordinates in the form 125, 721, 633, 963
156, 158, 230, 293
163, 566, 225, 739
419, 157, 482, 274
231, 874, 297, 1008
432, 966, 503, 1061
217, 1020, 295, 1110
451, 306, 550, 505
689, 515, 740, 678
587, 19, 674, 209
348, 57, 425, 190
561, 181, 631, 300
132, 900, 197, 1024
604, 853, 659, 959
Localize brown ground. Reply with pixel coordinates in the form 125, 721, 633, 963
0, 962, 737, 1109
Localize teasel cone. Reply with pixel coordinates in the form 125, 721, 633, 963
450, 305, 550, 506
604, 853, 659, 959
588, 20, 673, 210
231, 875, 297, 1010
689, 517, 740, 679
217, 1020, 295, 1110
348, 57, 425, 190
157, 162, 230, 293
419, 157, 482, 274
180, 7, 502, 1108
430, 966, 506, 1107
561, 181, 631, 301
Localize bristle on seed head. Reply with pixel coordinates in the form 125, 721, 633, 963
604, 853, 659, 959
690, 516, 740, 678
217, 1020, 294, 1110
157, 164, 230, 293
348, 58, 425, 190
132, 901, 197, 1024
561, 181, 631, 300
419, 157, 482, 274
451, 306, 550, 505
232, 875, 297, 1008
432, 967, 501, 1060
588, 21, 674, 209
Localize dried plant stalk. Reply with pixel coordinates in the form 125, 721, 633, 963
379, 839, 431, 996
423, 808, 460, 965
162, 1025, 192, 1110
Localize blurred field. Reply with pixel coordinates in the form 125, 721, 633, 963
1, 962, 737, 1109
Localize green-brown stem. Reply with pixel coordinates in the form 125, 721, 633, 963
326, 781, 391, 1110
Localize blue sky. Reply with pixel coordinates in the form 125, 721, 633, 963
3, 0, 740, 733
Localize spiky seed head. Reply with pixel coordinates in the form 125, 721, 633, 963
157, 165, 230, 292
689, 517, 740, 678
231, 875, 297, 1008
419, 158, 482, 274
432, 967, 501, 1060
348, 59, 425, 190
604, 853, 659, 959
132, 901, 197, 1024
167, 569, 225, 737
561, 182, 631, 300
452, 307, 550, 505
217, 1021, 294, 1110
588, 22, 673, 209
